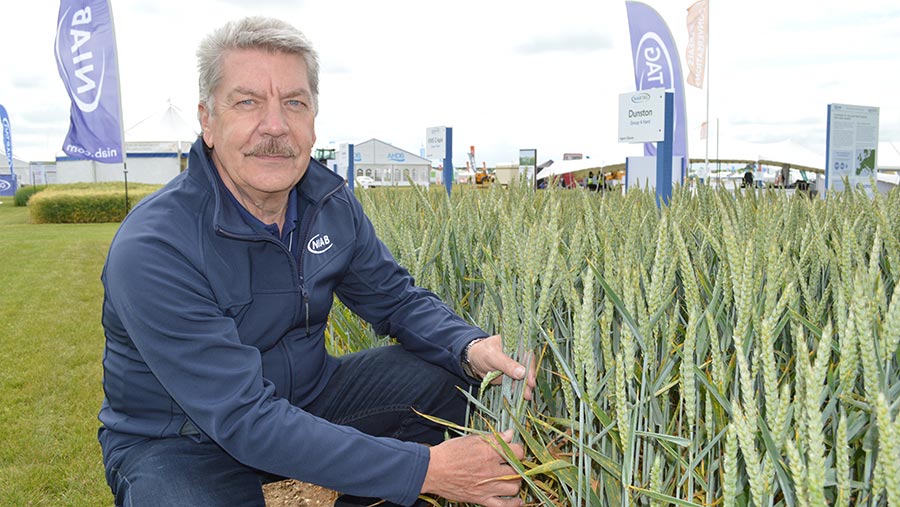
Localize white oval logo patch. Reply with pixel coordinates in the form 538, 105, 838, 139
307, 234, 333, 254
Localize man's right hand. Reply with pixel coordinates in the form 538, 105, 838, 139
420, 429, 525, 507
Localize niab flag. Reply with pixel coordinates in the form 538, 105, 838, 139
54, 0, 124, 163
686, 0, 709, 89
0, 104, 13, 174
625, 1, 689, 162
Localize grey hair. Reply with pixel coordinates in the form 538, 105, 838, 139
196, 17, 320, 118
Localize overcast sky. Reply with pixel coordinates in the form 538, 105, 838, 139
1, 0, 898, 166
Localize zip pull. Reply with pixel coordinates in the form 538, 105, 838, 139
302, 288, 310, 335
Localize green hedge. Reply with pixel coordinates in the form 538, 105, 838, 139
28, 183, 161, 223
14, 185, 44, 206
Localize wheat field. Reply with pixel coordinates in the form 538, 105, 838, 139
334, 182, 900, 507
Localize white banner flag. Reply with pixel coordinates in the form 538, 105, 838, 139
685, 0, 709, 89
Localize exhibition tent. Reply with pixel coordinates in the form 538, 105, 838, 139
125, 103, 198, 150
709, 138, 825, 171
879, 141, 900, 170
535, 158, 605, 180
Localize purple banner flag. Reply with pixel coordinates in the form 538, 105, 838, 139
0, 103, 13, 175
625, 1, 689, 163
54, 0, 124, 163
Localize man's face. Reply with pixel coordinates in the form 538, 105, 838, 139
199, 48, 316, 199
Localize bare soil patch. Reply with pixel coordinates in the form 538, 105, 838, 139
263, 479, 338, 507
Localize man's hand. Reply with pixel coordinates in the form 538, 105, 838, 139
421, 429, 525, 507
468, 335, 537, 400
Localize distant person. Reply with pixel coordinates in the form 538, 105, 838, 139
97, 17, 534, 507
742, 170, 754, 188
778, 166, 790, 188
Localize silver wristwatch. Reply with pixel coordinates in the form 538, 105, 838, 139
461, 338, 484, 379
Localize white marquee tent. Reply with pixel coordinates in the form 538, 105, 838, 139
55, 103, 198, 185
707, 138, 825, 171
535, 158, 605, 180
125, 102, 198, 152
698, 139, 900, 173
879, 141, 900, 170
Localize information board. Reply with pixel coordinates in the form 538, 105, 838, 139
826, 103, 879, 194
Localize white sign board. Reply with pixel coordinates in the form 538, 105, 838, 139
32, 165, 47, 185
519, 148, 537, 182
826, 103, 879, 194
425, 126, 446, 160
618, 90, 666, 143
625, 156, 684, 190
338, 143, 350, 175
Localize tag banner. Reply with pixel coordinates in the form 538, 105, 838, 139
625, 1, 689, 162
55, 0, 124, 163
685, 0, 708, 88
0, 104, 13, 175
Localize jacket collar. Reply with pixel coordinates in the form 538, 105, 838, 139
184, 138, 346, 235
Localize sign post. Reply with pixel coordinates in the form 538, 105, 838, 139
444, 128, 453, 197
519, 149, 537, 189
348, 144, 355, 191
656, 91, 674, 205
339, 143, 355, 190
618, 89, 674, 205
426, 126, 453, 197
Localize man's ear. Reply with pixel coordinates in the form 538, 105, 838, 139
198, 103, 213, 148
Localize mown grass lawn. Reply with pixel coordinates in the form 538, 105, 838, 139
0, 202, 119, 505
0, 202, 28, 225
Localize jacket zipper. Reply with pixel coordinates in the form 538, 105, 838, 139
295, 182, 345, 335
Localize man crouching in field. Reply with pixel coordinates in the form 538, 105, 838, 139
97, 16, 534, 507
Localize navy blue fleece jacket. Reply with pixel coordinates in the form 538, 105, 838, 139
98, 138, 485, 505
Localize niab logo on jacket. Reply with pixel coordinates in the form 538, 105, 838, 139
307, 234, 333, 254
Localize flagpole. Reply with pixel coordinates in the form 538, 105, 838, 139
106, 0, 129, 213
704, 0, 710, 181
685, 0, 710, 183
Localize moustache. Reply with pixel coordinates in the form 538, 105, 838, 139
245, 138, 297, 157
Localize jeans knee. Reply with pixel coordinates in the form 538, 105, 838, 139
109, 467, 133, 507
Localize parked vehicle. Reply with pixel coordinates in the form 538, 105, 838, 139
468, 146, 494, 185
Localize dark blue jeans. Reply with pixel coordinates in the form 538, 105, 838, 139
104, 345, 470, 507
